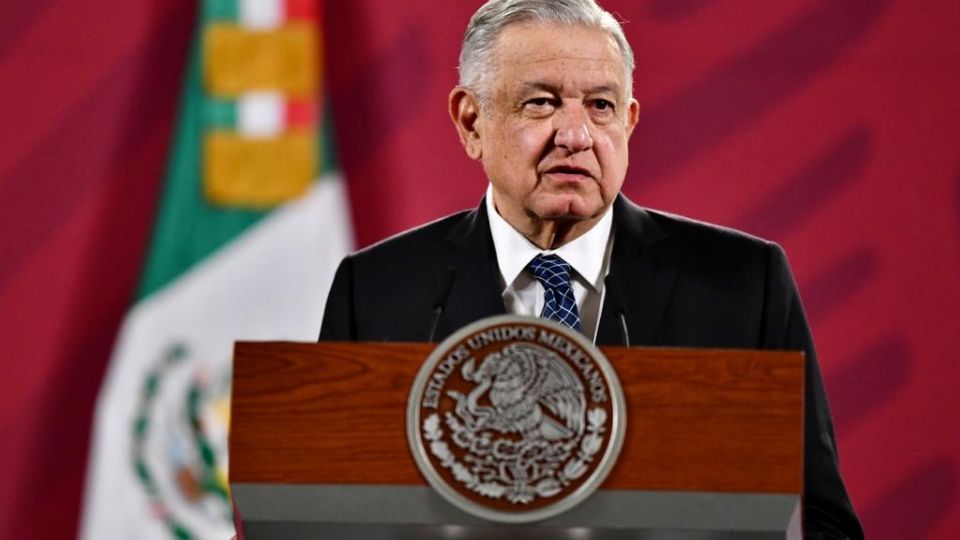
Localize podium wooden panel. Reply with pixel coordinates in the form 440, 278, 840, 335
230, 342, 804, 539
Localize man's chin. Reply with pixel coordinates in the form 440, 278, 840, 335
531, 197, 605, 222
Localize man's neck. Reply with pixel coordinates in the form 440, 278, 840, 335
517, 215, 603, 250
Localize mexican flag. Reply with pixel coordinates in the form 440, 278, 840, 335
79, 2, 351, 539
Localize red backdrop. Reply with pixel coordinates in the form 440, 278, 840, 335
1, 1, 958, 538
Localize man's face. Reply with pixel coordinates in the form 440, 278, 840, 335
471, 23, 639, 232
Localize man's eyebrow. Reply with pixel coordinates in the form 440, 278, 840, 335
586, 84, 620, 96
517, 82, 621, 96
519, 81, 561, 94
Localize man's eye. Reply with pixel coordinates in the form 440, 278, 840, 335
592, 99, 614, 111
525, 97, 554, 108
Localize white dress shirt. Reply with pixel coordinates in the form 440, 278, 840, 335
485, 185, 614, 342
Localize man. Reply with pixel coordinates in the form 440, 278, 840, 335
320, 0, 863, 537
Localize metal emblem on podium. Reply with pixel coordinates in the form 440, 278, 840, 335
407, 315, 626, 523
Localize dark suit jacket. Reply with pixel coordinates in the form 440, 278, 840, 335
319, 195, 863, 539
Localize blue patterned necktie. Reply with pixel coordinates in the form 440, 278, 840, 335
528, 254, 582, 332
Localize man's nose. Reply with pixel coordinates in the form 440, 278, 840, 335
553, 107, 593, 152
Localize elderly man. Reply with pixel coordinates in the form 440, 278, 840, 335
320, 0, 862, 537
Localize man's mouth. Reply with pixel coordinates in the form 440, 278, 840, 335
543, 165, 593, 180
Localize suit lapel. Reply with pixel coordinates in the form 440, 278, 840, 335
597, 196, 677, 347
438, 199, 506, 340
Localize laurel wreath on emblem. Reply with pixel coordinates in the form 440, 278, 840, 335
422, 406, 607, 504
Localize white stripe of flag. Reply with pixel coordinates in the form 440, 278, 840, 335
239, 0, 283, 30
237, 92, 285, 138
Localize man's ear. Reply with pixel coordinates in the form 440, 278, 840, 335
449, 87, 483, 160
625, 97, 640, 138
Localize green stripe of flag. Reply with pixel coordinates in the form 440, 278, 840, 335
136, 24, 339, 300
202, 0, 239, 24
204, 98, 238, 131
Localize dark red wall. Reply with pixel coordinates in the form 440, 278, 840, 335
0, 1, 195, 538
0, 1, 957, 538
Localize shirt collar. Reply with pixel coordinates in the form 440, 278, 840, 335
485, 184, 613, 292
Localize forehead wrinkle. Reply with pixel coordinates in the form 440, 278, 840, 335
499, 54, 624, 84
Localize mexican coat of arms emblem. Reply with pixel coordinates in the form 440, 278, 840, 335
407, 315, 626, 522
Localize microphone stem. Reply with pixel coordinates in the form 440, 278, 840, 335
427, 267, 458, 343
428, 307, 443, 343
617, 311, 630, 347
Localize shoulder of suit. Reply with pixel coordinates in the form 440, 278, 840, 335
347, 207, 475, 264
642, 206, 776, 250
622, 203, 784, 273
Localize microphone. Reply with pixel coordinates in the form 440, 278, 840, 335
427, 267, 458, 343
604, 273, 631, 347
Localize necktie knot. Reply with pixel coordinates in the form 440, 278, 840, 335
528, 254, 582, 332
529, 254, 572, 285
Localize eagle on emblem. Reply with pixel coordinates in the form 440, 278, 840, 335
448, 343, 586, 441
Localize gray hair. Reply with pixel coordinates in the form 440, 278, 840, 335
459, 0, 634, 102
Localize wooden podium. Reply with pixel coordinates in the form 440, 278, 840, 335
230, 342, 804, 539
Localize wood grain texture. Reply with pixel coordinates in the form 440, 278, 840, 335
230, 342, 803, 494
